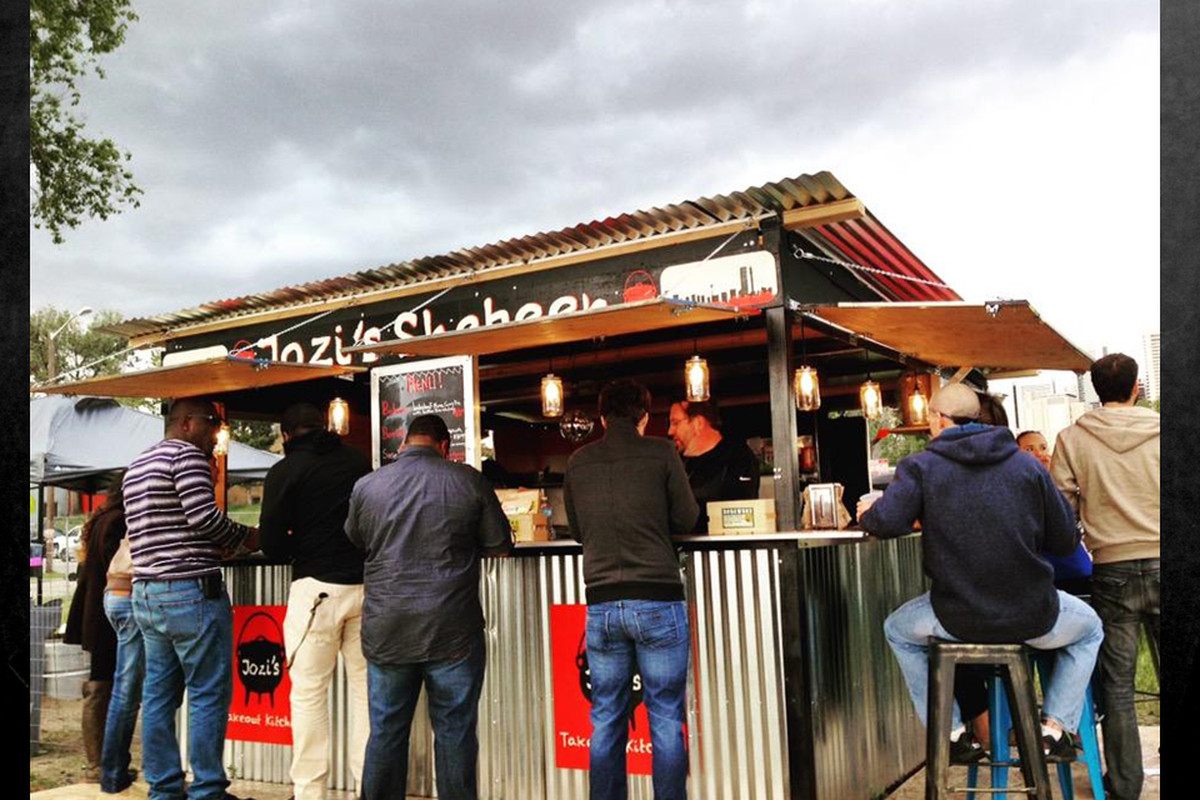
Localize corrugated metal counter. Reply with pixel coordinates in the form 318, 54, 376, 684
207, 533, 926, 799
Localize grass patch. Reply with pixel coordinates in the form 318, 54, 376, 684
1135, 626, 1160, 725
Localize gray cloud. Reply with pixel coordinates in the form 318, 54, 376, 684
31, 0, 1158, 325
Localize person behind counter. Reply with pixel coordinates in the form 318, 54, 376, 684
259, 403, 372, 800
667, 399, 760, 533
565, 379, 699, 800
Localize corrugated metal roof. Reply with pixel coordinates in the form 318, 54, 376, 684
105, 170, 959, 340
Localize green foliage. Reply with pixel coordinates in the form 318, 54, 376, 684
29, 306, 128, 383
232, 420, 280, 452
31, 0, 142, 243
868, 407, 929, 465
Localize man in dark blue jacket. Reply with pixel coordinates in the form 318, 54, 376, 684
858, 383, 1103, 763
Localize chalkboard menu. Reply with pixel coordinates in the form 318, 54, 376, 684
370, 356, 479, 469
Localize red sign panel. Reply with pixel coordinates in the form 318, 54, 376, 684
549, 604, 656, 774
228, 605, 293, 745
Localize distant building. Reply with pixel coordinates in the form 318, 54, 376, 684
1142, 331, 1160, 401
1013, 382, 1088, 444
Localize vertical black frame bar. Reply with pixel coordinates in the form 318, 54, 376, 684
762, 216, 800, 532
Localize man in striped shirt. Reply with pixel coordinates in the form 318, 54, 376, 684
125, 397, 259, 800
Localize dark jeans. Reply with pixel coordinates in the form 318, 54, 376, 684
133, 578, 234, 800
1091, 559, 1160, 800
362, 632, 486, 800
101, 592, 145, 793
586, 600, 690, 800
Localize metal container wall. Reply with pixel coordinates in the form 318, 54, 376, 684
181, 564, 363, 791
183, 535, 925, 799
799, 535, 927, 799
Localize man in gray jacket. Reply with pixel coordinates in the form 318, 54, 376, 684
564, 380, 699, 800
345, 414, 512, 800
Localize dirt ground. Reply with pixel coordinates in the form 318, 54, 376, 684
30, 697, 141, 793
33, 695, 1161, 798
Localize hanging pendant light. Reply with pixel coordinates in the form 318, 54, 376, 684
858, 350, 883, 420
859, 380, 883, 420
793, 313, 821, 411
901, 372, 933, 426
541, 373, 564, 418
685, 355, 710, 402
213, 422, 231, 457
794, 366, 822, 411
327, 397, 350, 435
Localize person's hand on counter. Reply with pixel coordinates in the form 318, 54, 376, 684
856, 494, 880, 521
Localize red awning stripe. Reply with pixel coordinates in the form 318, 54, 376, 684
811, 224, 921, 302
835, 219, 945, 302
853, 217, 960, 301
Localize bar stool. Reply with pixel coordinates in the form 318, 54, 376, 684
927, 641, 1052, 800
965, 654, 1105, 800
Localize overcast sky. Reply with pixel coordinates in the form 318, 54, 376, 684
30, 0, 1159, 365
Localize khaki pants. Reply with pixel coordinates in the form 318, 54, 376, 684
283, 578, 369, 800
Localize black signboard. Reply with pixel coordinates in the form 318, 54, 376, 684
370, 356, 479, 468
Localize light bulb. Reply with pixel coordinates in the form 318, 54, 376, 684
541, 374, 564, 418
685, 356, 710, 402
794, 366, 821, 411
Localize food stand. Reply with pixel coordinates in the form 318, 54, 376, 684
34, 171, 1092, 799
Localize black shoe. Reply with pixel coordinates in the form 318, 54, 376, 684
950, 733, 987, 764
1042, 730, 1077, 762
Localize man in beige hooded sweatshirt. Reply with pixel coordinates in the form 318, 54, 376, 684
1052, 353, 1159, 800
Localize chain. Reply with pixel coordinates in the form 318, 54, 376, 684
791, 244, 953, 289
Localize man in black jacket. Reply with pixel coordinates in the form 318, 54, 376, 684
260, 403, 372, 800
667, 399, 760, 533
564, 380, 699, 800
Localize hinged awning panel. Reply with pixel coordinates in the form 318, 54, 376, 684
348, 298, 758, 359
33, 358, 366, 399
807, 301, 1092, 372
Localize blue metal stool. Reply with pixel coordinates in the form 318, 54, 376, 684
966, 653, 1104, 800
928, 641, 1051, 799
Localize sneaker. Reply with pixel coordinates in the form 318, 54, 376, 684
1042, 730, 1077, 762
950, 733, 987, 764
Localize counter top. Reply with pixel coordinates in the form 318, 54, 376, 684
219, 529, 912, 568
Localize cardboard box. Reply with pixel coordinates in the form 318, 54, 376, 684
706, 499, 777, 535
496, 488, 553, 542
509, 513, 553, 542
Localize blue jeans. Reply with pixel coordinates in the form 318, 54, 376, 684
884, 590, 1103, 733
101, 591, 145, 793
586, 600, 690, 800
1091, 559, 1160, 800
362, 632, 486, 800
132, 578, 233, 800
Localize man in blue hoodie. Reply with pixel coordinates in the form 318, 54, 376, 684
858, 383, 1103, 762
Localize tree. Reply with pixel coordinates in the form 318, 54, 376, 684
231, 420, 281, 453
31, 0, 142, 244
30, 306, 129, 384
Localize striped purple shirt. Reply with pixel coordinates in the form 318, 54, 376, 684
123, 437, 251, 581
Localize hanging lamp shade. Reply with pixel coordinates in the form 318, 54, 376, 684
859, 380, 884, 420
794, 365, 821, 411
327, 397, 350, 435
213, 422, 231, 457
541, 373, 565, 418
684, 355, 710, 402
899, 373, 932, 426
